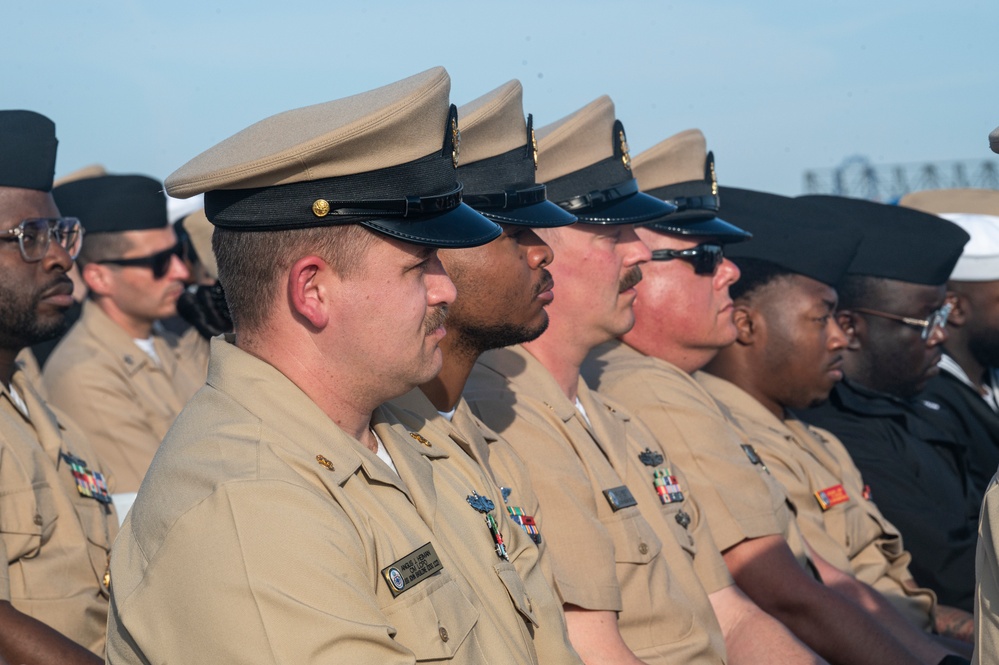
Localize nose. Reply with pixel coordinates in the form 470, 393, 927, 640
41, 234, 74, 272
523, 229, 554, 269
828, 316, 849, 350
168, 253, 191, 282
621, 225, 652, 266
425, 252, 457, 307
715, 257, 740, 289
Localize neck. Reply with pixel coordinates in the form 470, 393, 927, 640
522, 332, 589, 401
945, 339, 988, 390
237, 329, 381, 454
0, 347, 18, 389
420, 337, 478, 412
95, 298, 154, 339
704, 349, 786, 420
620, 327, 718, 374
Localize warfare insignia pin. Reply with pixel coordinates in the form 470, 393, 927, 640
467, 491, 508, 560
638, 448, 664, 467
410, 432, 432, 447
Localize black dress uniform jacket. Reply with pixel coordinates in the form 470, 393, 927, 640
802, 378, 979, 611
921, 368, 999, 499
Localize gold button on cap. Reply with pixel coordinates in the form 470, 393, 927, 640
312, 199, 330, 217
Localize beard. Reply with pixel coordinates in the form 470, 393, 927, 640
0, 281, 72, 348
968, 328, 999, 370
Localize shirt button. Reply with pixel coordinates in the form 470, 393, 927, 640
33, 514, 43, 526
439, 627, 449, 643
638, 543, 649, 555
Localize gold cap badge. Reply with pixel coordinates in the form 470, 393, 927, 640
451, 117, 461, 169
312, 199, 331, 217
618, 129, 631, 171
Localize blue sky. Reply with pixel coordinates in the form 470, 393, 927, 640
5, 1, 997, 199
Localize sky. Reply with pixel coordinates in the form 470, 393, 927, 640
5, 1, 998, 203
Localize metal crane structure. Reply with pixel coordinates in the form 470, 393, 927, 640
802, 155, 999, 202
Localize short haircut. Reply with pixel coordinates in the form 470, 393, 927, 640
214, 223, 378, 332
77, 231, 134, 266
729, 257, 796, 301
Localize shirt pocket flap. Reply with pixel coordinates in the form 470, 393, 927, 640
0, 484, 56, 559
494, 561, 539, 627
383, 574, 478, 661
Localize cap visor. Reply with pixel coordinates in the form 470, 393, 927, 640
362, 202, 501, 248
574, 191, 677, 225
478, 199, 577, 228
645, 215, 752, 243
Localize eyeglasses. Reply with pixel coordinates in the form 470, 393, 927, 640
99, 242, 183, 279
649, 243, 724, 275
1, 217, 83, 263
852, 302, 953, 341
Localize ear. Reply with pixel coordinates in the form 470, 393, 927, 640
81, 263, 114, 297
288, 255, 331, 330
732, 305, 757, 345
836, 310, 862, 351
945, 291, 967, 327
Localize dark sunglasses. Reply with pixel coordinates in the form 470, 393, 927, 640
649, 243, 724, 275
99, 242, 183, 279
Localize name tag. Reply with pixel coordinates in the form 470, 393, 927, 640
381, 543, 443, 597
814, 484, 850, 511
603, 486, 638, 512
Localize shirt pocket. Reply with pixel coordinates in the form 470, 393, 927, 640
493, 561, 539, 627
383, 573, 479, 661
602, 510, 662, 564
0, 483, 57, 561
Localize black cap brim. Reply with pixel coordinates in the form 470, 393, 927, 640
478, 199, 577, 228
572, 191, 677, 225
361, 202, 502, 248
644, 214, 752, 244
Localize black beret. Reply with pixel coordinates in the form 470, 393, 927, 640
720, 187, 862, 287
0, 110, 58, 191
53, 174, 168, 234
800, 195, 969, 285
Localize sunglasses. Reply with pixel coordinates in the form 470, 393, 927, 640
649, 243, 724, 275
99, 242, 183, 279
852, 302, 953, 341
2, 217, 83, 263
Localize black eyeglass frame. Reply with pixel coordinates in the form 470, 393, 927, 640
649, 243, 725, 275
1, 217, 84, 263
98, 242, 183, 279
852, 302, 953, 341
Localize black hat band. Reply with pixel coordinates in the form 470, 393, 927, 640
206, 149, 459, 230
457, 143, 536, 199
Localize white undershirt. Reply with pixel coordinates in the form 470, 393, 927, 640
8, 384, 29, 419
438, 407, 457, 421
133, 337, 161, 366
574, 397, 592, 427
372, 429, 399, 476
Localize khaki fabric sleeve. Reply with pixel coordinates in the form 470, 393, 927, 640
976, 477, 999, 664
615, 377, 784, 551
468, 397, 624, 613
109, 482, 426, 664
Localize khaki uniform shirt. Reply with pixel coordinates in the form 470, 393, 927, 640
466, 345, 728, 665
698, 372, 936, 630
43, 300, 209, 491
107, 337, 580, 665
1, 363, 118, 655
974, 473, 999, 664
582, 341, 811, 568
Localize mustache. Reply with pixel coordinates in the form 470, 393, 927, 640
619, 266, 643, 293
424, 304, 449, 334
533, 268, 554, 297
